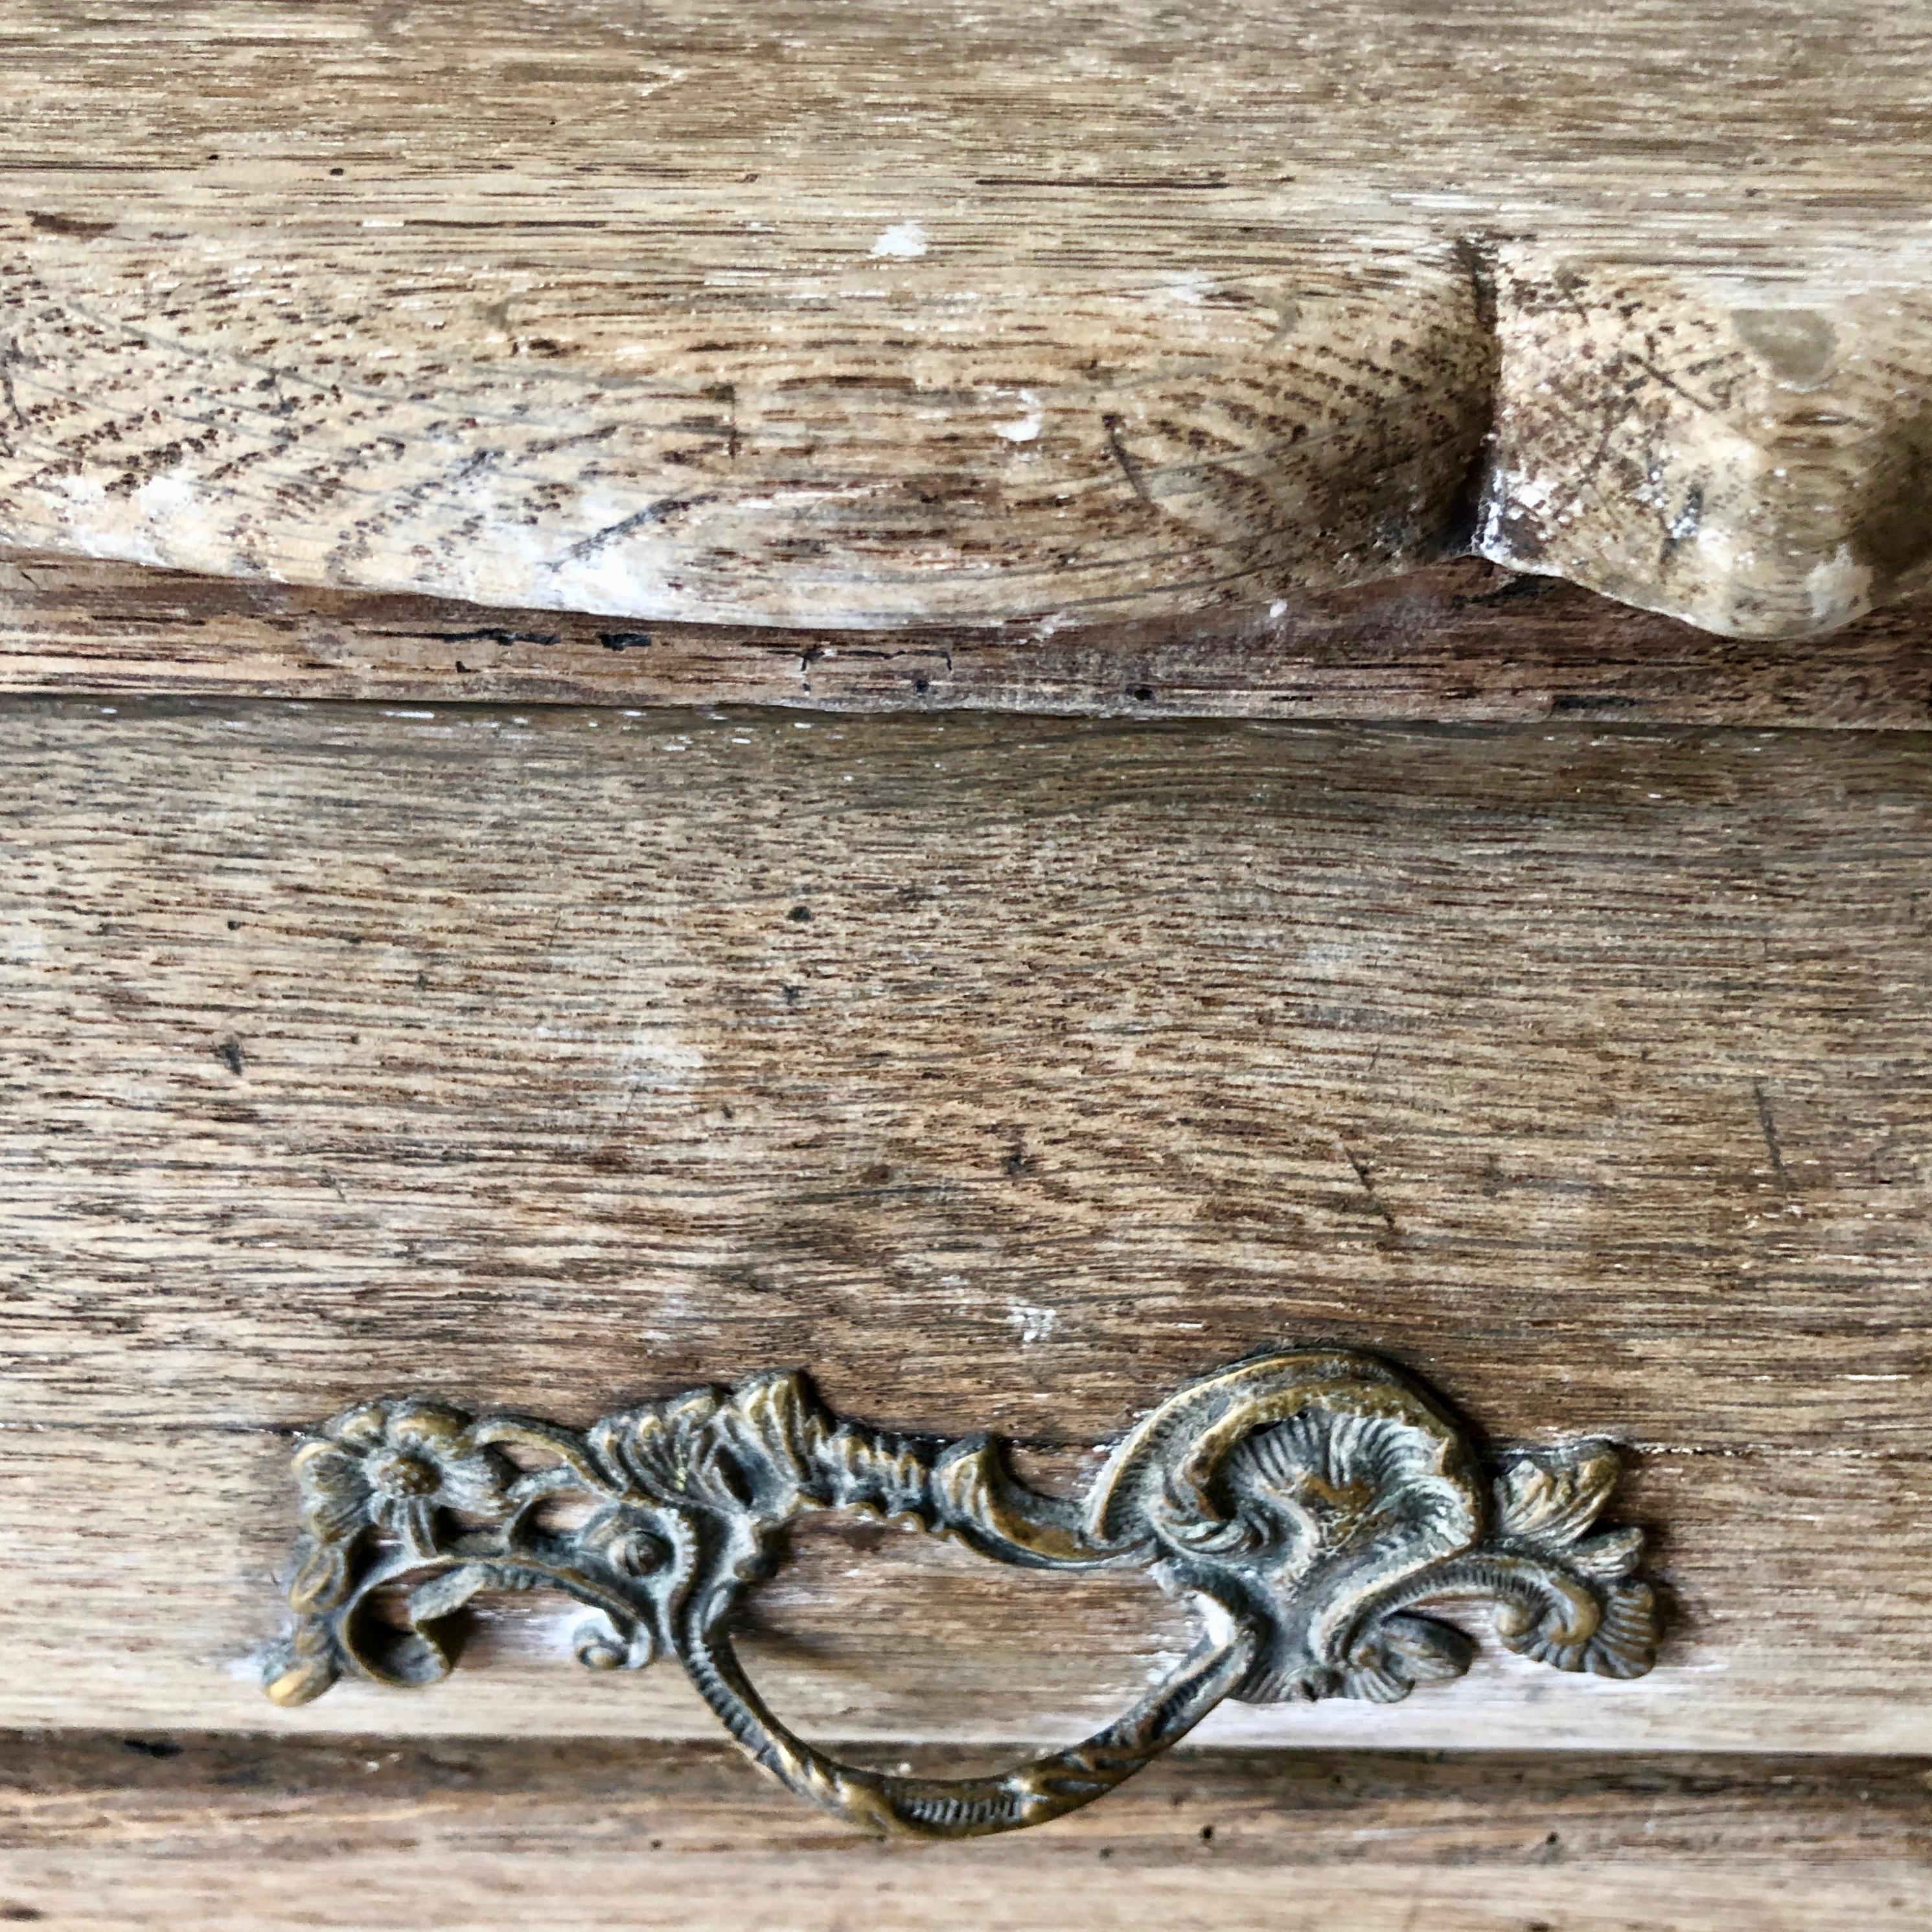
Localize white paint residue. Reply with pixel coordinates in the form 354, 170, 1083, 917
1506, 470, 1558, 517
1805, 542, 1874, 628
631, 66, 687, 102
1161, 269, 1215, 305
533, 1607, 608, 1660
869, 220, 928, 259
994, 389, 1043, 443
1, 917, 48, 967
1006, 1301, 1058, 1345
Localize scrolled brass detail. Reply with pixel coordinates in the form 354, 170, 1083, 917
264, 1348, 1659, 1837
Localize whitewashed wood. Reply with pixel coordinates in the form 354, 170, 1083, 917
4, 1737, 1928, 1932
11, 1850, 1926, 1932
1, 3, 1930, 636
3, 700, 1932, 1748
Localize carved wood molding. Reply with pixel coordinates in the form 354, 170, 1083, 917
264, 1348, 1660, 1838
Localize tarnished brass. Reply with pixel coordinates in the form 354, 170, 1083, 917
264, 1348, 1659, 1837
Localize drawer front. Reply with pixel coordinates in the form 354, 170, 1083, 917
5, 700, 1931, 1751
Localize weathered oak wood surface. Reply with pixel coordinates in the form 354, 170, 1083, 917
5, 699, 1931, 1749
3, 1736, 1927, 1929
9, 546, 1932, 727
4, 3, 1931, 636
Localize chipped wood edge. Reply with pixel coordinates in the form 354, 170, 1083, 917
6, 546, 1932, 726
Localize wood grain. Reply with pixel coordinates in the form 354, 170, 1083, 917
4, 700, 1932, 1747
8, 546, 1932, 727
2, 4, 1930, 636
3, 1736, 1928, 1930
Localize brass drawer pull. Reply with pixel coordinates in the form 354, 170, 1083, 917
264, 1348, 1659, 1838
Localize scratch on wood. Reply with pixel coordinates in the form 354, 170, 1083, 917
551, 496, 719, 568
1752, 1078, 1792, 1194
1101, 414, 1153, 505
1339, 1136, 1397, 1229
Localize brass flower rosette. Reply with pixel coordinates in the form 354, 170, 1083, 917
265, 1348, 1659, 1838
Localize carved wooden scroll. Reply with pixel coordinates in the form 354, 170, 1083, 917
264, 1348, 1659, 1838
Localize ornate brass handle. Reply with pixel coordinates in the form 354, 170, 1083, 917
264, 1348, 1659, 1837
